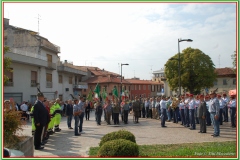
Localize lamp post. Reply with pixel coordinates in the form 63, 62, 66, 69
121, 63, 129, 99
178, 38, 193, 96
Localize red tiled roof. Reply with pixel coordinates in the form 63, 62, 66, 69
84, 76, 129, 84
78, 66, 120, 76
215, 68, 235, 76
125, 79, 163, 85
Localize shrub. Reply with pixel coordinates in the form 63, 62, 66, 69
99, 129, 136, 147
98, 139, 139, 157
4, 110, 25, 148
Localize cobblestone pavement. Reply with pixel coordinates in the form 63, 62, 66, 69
20, 111, 236, 157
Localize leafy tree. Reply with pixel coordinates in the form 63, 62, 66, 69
4, 46, 12, 85
164, 47, 217, 94
231, 51, 236, 73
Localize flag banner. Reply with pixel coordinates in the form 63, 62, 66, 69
94, 83, 100, 100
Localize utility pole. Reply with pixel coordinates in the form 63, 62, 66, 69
35, 14, 41, 35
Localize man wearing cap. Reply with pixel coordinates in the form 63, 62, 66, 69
179, 96, 185, 126
188, 94, 196, 130
194, 95, 200, 124
222, 93, 229, 122
228, 95, 236, 128
209, 91, 220, 137
78, 96, 86, 133
33, 92, 49, 150
217, 95, 224, 125
160, 96, 171, 127
197, 95, 207, 133
184, 94, 190, 127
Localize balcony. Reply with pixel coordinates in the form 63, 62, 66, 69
46, 82, 53, 88
73, 82, 88, 89
4, 81, 13, 86
40, 39, 60, 53
31, 80, 38, 87
57, 61, 87, 75
47, 62, 57, 70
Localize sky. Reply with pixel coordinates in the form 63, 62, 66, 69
3, 2, 237, 80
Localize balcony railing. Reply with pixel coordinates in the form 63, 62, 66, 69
47, 62, 57, 70
11, 48, 47, 61
4, 81, 13, 86
46, 82, 53, 88
41, 39, 61, 53
31, 81, 38, 87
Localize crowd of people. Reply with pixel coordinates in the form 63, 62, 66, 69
3, 90, 236, 150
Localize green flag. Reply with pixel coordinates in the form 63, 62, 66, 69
86, 91, 93, 101
101, 87, 107, 100
94, 83, 100, 99
112, 86, 118, 97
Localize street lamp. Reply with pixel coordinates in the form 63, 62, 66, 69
121, 63, 129, 99
178, 38, 193, 96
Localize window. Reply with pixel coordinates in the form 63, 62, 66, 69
213, 80, 218, 85
135, 85, 137, 90
223, 79, 227, 85
4, 36, 7, 45
47, 54, 52, 62
31, 71, 37, 87
233, 79, 236, 85
59, 75, 63, 83
139, 85, 141, 90
148, 85, 151, 90
5, 68, 13, 86
129, 86, 131, 91
131, 85, 134, 90
69, 77, 72, 84
46, 73, 52, 88
151, 85, 154, 92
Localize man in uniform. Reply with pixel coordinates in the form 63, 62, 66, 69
53, 98, 62, 132
132, 96, 141, 123
160, 95, 171, 127
209, 91, 220, 137
189, 94, 196, 130
228, 95, 236, 128
184, 94, 190, 127
222, 93, 229, 122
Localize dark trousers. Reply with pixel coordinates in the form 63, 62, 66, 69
67, 115, 72, 128
173, 108, 179, 123
113, 113, 119, 124
74, 116, 79, 135
219, 108, 223, 125
223, 106, 229, 122
195, 108, 199, 124
230, 107, 236, 127
85, 110, 90, 120
206, 110, 211, 125
149, 109, 152, 118
97, 113, 102, 124
124, 110, 129, 123
180, 109, 185, 125
184, 108, 189, 127
190, 109, 195, 129
134, 112, 139, 122
78, 114, 84, 132
161, 109, 166, 127
145, 107, 149, 118
199, 118, 206, 132
142, 107, 145, 118
34, 125, 44, 148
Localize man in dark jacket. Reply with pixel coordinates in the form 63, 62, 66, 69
33, 92, 49, 150
198, 95, 207, 133
66, 99, 73, 129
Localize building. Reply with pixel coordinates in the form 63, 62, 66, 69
209, 67, 236, 94
3, 18, 87, 104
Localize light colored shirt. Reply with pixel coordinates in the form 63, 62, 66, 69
78, 101, 85, 113
145, 101, 150, 108
208, 97, 220, 115
184, 98, 190, 108
160, 99, 171, 109
155, 101, 160, 110
188, 99, 195, 109
73, 104, 80, 115
218, 98, 224, 109
178, 102, 185, 110
229, 99, 236, 108
195, 100, 200, 108
149, 101, 153, 109
222, 97, 229, 107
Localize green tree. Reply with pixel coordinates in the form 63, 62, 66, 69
231, 51, 236, 73
4, 46, 12, 85
164, 47, 217, 94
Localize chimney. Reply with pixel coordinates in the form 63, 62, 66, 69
4, 18, 10, 29
64, 60, 67, 63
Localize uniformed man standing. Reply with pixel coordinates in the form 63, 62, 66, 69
189, 94, 196, 130
184, 94, 190, 127
197, 95, 207, 133
222, 93, 229, 122
132, 96, 141, 123
209, 92, 220, 137
228, 95, 236, 128
160, 96, 171, 127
